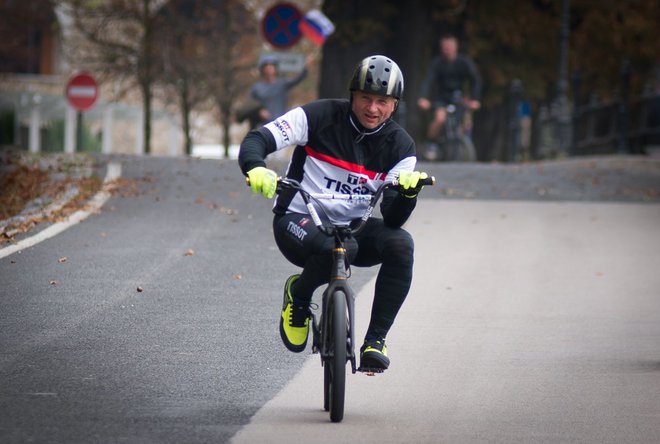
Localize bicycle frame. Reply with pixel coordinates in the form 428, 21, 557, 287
444, 102, 463, 161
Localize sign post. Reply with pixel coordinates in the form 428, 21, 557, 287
65, 72, 98, 152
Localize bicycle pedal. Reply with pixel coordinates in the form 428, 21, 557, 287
357, 366, 384, 376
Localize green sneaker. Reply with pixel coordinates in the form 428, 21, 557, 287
360, 339, 390, 370
279, 274, 310, 353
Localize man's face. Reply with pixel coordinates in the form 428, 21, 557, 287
261, 63, 277, 81
351, 91, 397, 129
440, 37, 458, 62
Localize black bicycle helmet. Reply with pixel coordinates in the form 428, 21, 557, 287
349, 55, 404, 100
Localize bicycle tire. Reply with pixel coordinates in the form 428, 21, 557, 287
458, 135, 477, 162
326, 289, 347, 422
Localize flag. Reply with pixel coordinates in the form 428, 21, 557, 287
299, 9, 335, 46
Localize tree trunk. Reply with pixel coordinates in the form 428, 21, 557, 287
141, 0, 152, 154
222, 104, 231, 159
180, 77, 192, 156
140, 78, 151, 155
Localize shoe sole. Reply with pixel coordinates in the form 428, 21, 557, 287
360, 351, 390, 370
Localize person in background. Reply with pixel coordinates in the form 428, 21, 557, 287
248, 54, 312, 128
417, 34, 482, 141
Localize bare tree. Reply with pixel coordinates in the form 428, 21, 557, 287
154, 1, 210, 155
58, 0, 163, 154
153, 0, 258, 157
202, 0, 258, 158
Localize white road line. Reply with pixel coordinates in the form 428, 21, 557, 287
0, 162, 122, 260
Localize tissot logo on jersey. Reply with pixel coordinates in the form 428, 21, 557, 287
324, 174, 372, 195
273, 119, 292, 144
347, 174, 367, 186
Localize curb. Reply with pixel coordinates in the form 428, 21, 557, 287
0, 161, 122, 260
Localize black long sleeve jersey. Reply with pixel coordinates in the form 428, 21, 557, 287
419, 54, 482, 102
238, 99, 419, 228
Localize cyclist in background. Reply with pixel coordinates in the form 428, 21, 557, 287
417, 34, 482, 142
238, 55, 430, 372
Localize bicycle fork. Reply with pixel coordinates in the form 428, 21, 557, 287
311, 246, 358, 374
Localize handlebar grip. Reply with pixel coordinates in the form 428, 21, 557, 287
245, 175, 284, 189
419, 176, 436, 186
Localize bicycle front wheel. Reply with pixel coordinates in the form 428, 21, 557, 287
457, 135, 477, 162
323, 289, 347, 423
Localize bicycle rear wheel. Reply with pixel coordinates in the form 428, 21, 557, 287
323, 289, 347, 422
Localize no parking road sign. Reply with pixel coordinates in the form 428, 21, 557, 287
261, 2, 302, 49
66, 72, 98, 112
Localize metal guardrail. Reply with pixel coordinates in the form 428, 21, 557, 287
570, 92, 660, 155
529, 90, 659, 159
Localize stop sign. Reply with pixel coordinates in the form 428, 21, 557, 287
66, 73, 98, 111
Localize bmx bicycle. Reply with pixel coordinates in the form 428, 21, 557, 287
421, 90, 477, 162
270, 174, 435, 422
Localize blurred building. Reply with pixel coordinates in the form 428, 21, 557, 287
0, 1, 183, 156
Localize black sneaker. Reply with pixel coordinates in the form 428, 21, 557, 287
279, 274, 310, 353
360, 339, 390, 370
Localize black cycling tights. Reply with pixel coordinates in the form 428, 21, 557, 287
273, 213, 414, 342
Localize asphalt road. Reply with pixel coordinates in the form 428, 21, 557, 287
233, 199, 660, 443
1, 155, 659, 443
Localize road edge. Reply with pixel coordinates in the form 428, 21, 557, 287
0, 161, 122, 260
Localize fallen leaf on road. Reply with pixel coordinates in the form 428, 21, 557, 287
137, 286, 144, 292
195, 192, 207, 204
233, 274, 242, 280
184, 249, 194, 256
58, 257, 67, 263
220, 207, 238, 215
50, 280, 58, 285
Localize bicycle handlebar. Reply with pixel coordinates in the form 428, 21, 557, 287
244, 175, 435, 191
246, 174, 435, 237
